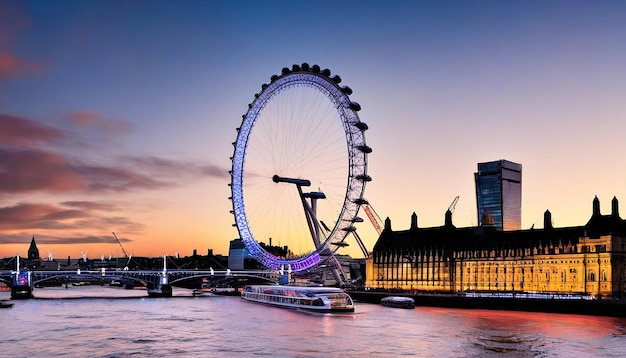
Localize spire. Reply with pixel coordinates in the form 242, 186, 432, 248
28, 235, 40, 260
410, 212, 418, 230
543, 210, 553, 230
593, 196, 601, 217
384, 217, 392, 231
445, 209, 454, 228
612, 196, 620, 218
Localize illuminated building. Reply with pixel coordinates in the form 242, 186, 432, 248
365, 196, 626, 299
475, 159, 522, 231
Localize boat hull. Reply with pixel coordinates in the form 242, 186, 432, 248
381, 296, 415, 309
0, 301, 14, 308
241, 285, 355, 313
10, 287, 33, 299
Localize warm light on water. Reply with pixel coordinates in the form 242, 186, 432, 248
2, 286, 626, 357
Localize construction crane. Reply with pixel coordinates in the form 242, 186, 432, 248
362, 202, 384, 235
448, 196, 460, 214
112, 232, 129, 258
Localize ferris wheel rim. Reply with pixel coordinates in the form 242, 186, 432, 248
230, 64, 370, 272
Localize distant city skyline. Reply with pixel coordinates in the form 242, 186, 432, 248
1, 1, 626, 259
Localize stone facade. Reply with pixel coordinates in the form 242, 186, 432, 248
365, 197, 626, 299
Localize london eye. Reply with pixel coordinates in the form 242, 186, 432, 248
230, 63, 371, 272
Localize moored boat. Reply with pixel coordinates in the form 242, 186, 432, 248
241, 285, 354, 313
381, 296, 415, 309
210, 286, 238, 296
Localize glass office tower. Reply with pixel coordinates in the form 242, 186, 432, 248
474, 160, 522, 231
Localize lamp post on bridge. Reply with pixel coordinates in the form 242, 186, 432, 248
147, 254, 172, 297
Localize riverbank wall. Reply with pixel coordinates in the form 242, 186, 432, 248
347, 290, 626, 317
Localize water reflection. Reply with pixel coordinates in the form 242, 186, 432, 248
430, 308, 626, 357
3, 288, 626, 357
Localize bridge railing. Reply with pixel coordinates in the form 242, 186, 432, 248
0, 269, 280, 286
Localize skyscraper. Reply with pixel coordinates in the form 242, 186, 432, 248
474, 159, 522, 231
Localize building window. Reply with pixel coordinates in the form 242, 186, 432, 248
589, 272, 596, 281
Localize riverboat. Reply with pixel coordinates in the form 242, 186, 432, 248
199, 284, 239, 296
241, 285, 355, 313
210, 286, 238, 296
381, 296, 415, 309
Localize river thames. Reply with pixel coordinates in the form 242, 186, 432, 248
2, 286, 626, 357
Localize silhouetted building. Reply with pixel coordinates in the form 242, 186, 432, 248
475, 159, 522, 230
26, 235, 42, 269
28, 236, 40, 261
366, 196, 626, 299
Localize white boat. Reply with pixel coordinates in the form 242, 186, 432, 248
381, 296, 415, 309
201, 284, 238, 296
241, 285, 355, 313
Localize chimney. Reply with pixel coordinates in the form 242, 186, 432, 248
612, 196, 620, 218
410, 212, 418, 230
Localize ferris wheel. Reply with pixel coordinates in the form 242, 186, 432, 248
230, 63, 371, 272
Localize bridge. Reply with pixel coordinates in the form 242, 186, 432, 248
0, 254, 282, 299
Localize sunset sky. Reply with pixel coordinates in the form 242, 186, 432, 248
1, 1, 625, 260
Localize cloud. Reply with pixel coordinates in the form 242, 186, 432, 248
120, 155, 229, 179
0, 202, 144, 234
72, 163, 171, 192
0, 233, 131, 246
0, 114, 68, 147
0, 108, 221, 244
61, 200, 118, 211
61, 110, 135, 135
0, 147, 228, 194
0, 114, 228, 194
0, 202, 85, 230
0, 4, 42, 79
0, 147, 174, 193
0, 51, 42, 78
0, 147, 86, 192
202, 164, 228, 178
0, 111, 130, 150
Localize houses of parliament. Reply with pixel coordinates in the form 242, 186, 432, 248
365, 160, 626, 299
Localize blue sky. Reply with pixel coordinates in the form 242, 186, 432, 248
1, 0, 626, 259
